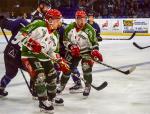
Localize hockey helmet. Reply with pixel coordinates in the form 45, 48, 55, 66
38, 0, 51, 6
75, 10, 87, 18
45, 9, 62, 20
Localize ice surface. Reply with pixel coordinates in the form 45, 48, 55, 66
0, 35, 150, 114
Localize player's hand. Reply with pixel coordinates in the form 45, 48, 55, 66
97, 36, 103, 42
69, 44, 80, 57
91, 49, 103, 62
27, 38, 41, 53
55, 54, 71, 74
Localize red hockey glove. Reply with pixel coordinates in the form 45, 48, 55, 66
69, 44, 80, 57
55, 54, 71, 74
27, 38, 42, 53
91, 49, 103, 62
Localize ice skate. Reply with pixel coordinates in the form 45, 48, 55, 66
39, 100, 54, 114
69, 81, 83, 94
83, 84, 91, 98
0, 86, 8, 97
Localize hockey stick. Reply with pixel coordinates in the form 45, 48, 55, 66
80, 52, 136, 75
0, 27, 32, 94
72, 74, 108, 91
94, 59, 136, 75
103, 31, 136, 40
133, 42, 150, 49
43, 52, 108, 91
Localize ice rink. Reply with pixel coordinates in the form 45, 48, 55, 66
0, 35, 150, 114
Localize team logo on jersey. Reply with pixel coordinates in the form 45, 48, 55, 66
8, 46, 17, 58
42, 29, 47, 37
78, 34, 87, 39
50, 36, 56, 46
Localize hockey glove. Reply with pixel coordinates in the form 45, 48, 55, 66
27, 38, 42, 53
69, 44, 80, 57
97, 36, 103, 42
90, 49, 103, 62
56, 54, 71, 74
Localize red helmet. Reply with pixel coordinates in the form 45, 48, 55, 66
75, 10, 87, 18
45, 9, 62, 20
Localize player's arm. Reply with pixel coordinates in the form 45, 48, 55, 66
63, 23, 74, 48
21, 27, 47, 53
63, 23, 80, 57
95, 23, 102, 42
88, 24, 103, 62
88, 24, 99, 50
20, 20, 46, 34
13, 20, 46, 46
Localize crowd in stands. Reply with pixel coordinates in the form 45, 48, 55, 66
70, 0, 150, 18
0, 0, 149, 19
90, 0, 150, 18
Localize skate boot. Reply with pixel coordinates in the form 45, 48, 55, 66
0, 86, 8, 97
69, 81, 83, 93
83, 84, 91, 97
54, 93, 64, 106
39, 100, 54, 114
56, 85, 65, 94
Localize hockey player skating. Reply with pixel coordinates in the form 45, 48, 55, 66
30, 0, 51, 98
0, 0, 52, 97
57, 10, 103, 97
87, 12, 102, 42
69, 12, 103, 93
20, 9, 70, 113
31, 0, 51, 22
0, 16, 29, 96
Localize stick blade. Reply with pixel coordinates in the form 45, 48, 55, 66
133, 42, 150, 49
124, 65, 136, 75
92, 81, 108, 91
133, 42, 143, 49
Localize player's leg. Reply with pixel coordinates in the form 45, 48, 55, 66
81, 55, 94, 97
0, 62, 18, 96
57, 53, 81, 93
43, 61, 64, 106
0, 44, 20, 96
22, 57, 54, 113
69, 67, 83, 93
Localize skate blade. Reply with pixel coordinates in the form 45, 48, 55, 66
82, 95, 89, 99
69, 89, 83, 94
32, 96, 38, 100
0, 95, 8, 98
40, 108, 54, 114
54, 103, 64, 106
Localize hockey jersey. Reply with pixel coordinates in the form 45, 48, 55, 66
64, 22, 99, 54
14, 20, 59, 61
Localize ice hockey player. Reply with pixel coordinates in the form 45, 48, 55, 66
55, 21, 68, 84
0, 4, 63, 98
0, 16, 29, 96
69, 12, 103, 92
31, 0, 51, 22
30, 0, 51, 98
57, 10, 103, 97
20, 9, 70, 113
0, 0, 51, 96
87, 12, 102, 42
